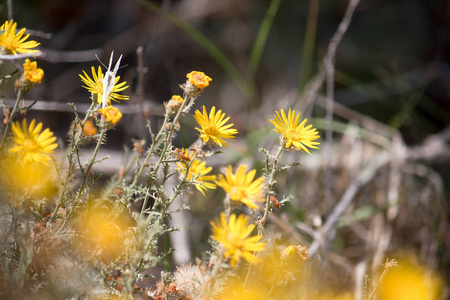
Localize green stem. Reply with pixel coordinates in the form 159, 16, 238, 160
56, 127, 106, 234
259, 145, 284, 233
52, 102, 97, 221
1, 88, 24, 150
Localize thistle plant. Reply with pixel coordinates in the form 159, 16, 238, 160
0, 36, 324, 296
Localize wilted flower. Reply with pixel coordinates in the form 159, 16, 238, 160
9, 119, 58, 165
194, 106, 238, 148
270, 108, 320, 154
79, 66, 129, 105
0, 20, 40, 55
210, 213, 265, 267
215, 165, 265, 209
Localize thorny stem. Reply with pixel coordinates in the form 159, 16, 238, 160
52, 102, 97, 221
130, 92, 193, 188
1, 88, 24, 150
56, 126, 106, 234
259, 144, 284, 234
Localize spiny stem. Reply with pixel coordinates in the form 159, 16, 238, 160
259, 144, 284, 234
1, 88, 24, 150
56, 126, 106, 234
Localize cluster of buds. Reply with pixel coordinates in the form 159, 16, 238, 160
16, 59, 44, 91
165, 95, 184, 115
98, 106, 123, 129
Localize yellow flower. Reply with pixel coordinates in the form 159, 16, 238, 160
0, 20, 40, 54
186, 71, 212, 89
270, 108, 320, 154
79, 66, 129, 105
210, 213, 265, 267
194, 106, 238, 148
98, 106, 123, 126
73, 201, 134, 261
172, 95, 183, 104
165, 95, 184, 114
215, 165, 265, 209
9, 119, 58, 165
23, 59, 44, 84
378, 258, 442, 300
175, 149, 216, 195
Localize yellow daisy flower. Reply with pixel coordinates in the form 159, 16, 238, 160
186, 71, 212, 89
0, 20, 40, 55
210, 213, 265, 267
175, 149, 216, 195
270, 108, 320, 154
215, 165, 265, 209
194, 106, 238, 148
98, 106, 123, 126
9, 119, 58, 165
79, 66, 129, 105
23, 59, 44, 84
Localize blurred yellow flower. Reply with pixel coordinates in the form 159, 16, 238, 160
74, 201, 134, 261
270, 108, 320, 154
175, 149, 216, 195
0, 20, 40, 54
9, 119, 58, 165
79, 66, 129, 105
186, 71, 212, 89
217, 278, 268, 300
378, 258, 442, 300
194, 106, 238, 148
0, 158, 56, 200
98, 106, 123, 126
23, 59, 44, 84
215, 165, 265, 209
281, 244, 309, 263
210, 213, 265, 267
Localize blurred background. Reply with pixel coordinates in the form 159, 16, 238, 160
1, 0, 449, 290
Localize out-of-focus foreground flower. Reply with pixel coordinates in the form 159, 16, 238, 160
0, 20, 40, 55
79, 66, 129, 105
210, 213, 265, 267
215, 165, 265, 209
9, 119, 58, 165
194, 106, 238, 148
0, 158, 56, 200
270, 108, 320, 154
73, 201, 135, 261
378, 258, 442, 300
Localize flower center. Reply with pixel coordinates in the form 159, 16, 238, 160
93, 80, 104, 94
204, 126, 219, 136
23, 139, 38, 152
230, 186, 246, 201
